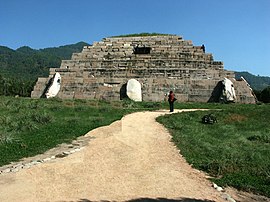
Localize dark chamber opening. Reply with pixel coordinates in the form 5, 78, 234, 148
208, 81, 223, 102
120, 83, 128, 100
134, 46, 151, 54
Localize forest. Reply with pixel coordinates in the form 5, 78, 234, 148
0, 42, 89, 97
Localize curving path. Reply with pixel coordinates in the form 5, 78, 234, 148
0, 109, 225, 202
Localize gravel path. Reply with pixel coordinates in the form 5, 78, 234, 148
0, 109, 226, 202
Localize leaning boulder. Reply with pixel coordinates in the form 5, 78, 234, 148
221, 78, 236, 102
46, 73, 61, 98
126, 79, 142, 101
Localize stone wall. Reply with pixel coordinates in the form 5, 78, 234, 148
31, 35, 256, 103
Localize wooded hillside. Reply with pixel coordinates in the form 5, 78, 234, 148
0, 42, 89, 80
235, 71, 270, 91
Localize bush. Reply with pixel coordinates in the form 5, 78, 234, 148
31, 112, 52, 124
0, 132, 19, 145
260, 86, 270, 103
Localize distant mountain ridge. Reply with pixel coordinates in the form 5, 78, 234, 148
0, 42, 269, 91
235, 71, 270, 91
0, 42, 89, 80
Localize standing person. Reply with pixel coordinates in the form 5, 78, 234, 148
201, 44, 205, 53
168, 91, 176, 112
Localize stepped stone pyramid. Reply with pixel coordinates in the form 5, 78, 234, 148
31, 35, 256, 103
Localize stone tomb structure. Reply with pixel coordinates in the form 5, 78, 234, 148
31, 35, 256, 103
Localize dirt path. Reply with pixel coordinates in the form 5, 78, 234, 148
0, 110, 227, 202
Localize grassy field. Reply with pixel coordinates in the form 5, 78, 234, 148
0, 97, 161, 166
1, 96, 269, 197
157, 103, 270, 197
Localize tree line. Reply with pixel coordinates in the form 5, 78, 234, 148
254, 87, 270, 103
0, 74, 35, 97
0, 42, 89, 80
0, 42, 89, 97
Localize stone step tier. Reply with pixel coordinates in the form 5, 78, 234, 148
31, 35, 256, 103
31, 77, 50, 98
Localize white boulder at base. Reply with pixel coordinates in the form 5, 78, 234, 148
46, 73, 61, 98
222, 78, 236, 102
126, 79, 142, 102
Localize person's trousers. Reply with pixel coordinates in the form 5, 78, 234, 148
169, 101, 174, 112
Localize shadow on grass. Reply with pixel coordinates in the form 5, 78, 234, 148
77, 198, 215, 202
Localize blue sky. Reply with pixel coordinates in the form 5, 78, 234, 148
1, 0, 269, 76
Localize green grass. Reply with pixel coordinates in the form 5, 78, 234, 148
111, 33, 175, 38
1, 97, 269, 197
157, 104, 270, 197
0, 97, 162, 166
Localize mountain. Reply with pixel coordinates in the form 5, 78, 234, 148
0, 42, 89, 80
40, 42, 90, 59
235, 71, 270, 91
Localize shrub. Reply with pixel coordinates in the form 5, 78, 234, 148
247, 135, 270, 143
260, 86, 270, 103
31, 112, 52, 124
0, 132, 18, 145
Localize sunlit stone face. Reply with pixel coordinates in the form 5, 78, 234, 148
126, 79, 142, 102
222, 78, 236, 102
46, 73, 61, 98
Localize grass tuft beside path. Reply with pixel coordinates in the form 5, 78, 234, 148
157, 104, 270, 197
0, 97, 161, 166
1, 97, 269, 198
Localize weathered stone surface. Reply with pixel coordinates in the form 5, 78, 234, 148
127, 79, 142, 101
223, 78, 236, 102
45, 72, 61, 98
222, 193, 236, 202
31, 35, 256, 103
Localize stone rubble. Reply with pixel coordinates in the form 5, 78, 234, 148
0, 147, 84, 174
0, 135, 93, 175
213, 183, 237, 202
